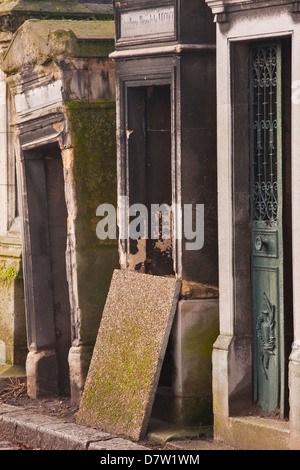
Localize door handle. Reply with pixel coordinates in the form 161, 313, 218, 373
254, 236, 267, 251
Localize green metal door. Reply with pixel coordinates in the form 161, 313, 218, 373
249, 43, 285, 417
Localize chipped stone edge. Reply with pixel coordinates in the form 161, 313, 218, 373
0, 404, 149, 451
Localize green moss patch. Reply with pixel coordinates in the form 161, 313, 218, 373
67, 100, 117, 248
66, 100, 119, 343
0, 265, 19, 289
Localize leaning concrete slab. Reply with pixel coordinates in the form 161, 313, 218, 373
77, 269, 181, 441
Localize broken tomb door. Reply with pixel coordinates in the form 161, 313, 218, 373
127, 84, 174, 276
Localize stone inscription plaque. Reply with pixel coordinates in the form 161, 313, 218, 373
77, 269, 181, 441
120, 6, 175, 39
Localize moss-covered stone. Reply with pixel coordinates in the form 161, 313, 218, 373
0, 0, 113, 51
76, 270, 181, 441
66, 100, 119, 343
0, 259, 26, 366
67, 100, 117, 246
0, 1, 114, 19
0, 265, 19, 289
2, 19, 115, 74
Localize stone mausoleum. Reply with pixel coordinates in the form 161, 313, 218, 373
3, 0, 300, 451
206, 0, 300, 450
110, 0, 219, 428
0, 1, 119, 404
0, 0, 220, 434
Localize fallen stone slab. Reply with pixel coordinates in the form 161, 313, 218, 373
77, 270, 181, 441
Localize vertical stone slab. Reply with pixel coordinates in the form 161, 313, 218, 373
172, 299, 219, 425
77, 269, 181, 441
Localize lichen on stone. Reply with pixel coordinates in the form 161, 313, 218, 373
0, 265, 19, 289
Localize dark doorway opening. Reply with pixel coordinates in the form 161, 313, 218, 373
127, 84, 174, 277
24, 143, 71, 395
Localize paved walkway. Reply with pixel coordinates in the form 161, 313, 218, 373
0, 403, 148, 450
0, 403, 237, 451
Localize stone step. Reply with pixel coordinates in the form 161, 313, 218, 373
0, 440, 17, 450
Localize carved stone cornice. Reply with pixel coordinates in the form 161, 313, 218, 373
206, 0, 300, 22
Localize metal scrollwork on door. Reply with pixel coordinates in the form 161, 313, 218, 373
250, 41, 284, 416
251, 46, 278, 223
256, 292, 276, 380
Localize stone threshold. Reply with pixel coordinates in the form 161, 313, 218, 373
216, 415, 291, 450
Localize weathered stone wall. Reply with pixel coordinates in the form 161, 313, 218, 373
0, 240, 26, 366
66, 99, 119, 347
59, 54, 119, 400
2, 17, 118, 399
0, 30, 25, 370
0, 1, 114, 377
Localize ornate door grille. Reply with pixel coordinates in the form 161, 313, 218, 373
249, 42, 285, 417
251, 45, 278, 223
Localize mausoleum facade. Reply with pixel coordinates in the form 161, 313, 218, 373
206, 0, 300, 450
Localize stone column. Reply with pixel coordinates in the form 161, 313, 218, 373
289, 27, 300, 450
62, 96, 119, 406
211, 23, 234, 437
62, 147, 94, 404
0, 70, 8, 237
0, 65, 26, 372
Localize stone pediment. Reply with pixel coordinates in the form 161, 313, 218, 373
206, 0, 298, 9
2, 18, 115, 74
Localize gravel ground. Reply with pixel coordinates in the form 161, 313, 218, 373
0, 378, 78, 424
